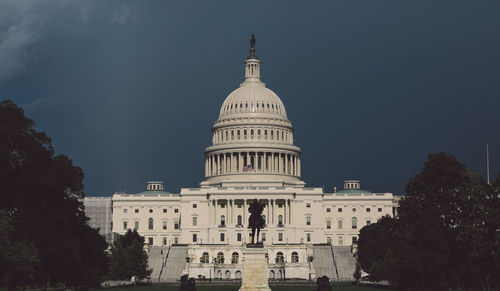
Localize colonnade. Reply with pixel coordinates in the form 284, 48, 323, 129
208, 198, 294, 227
205, 152, 301, 177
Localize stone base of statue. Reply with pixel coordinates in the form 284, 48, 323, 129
239, 244, 271, 291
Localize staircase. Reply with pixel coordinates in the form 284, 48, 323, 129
148, 246, 169, 281
160, 245, 188, 282
312, 245, 337, 280
331, 246, 356, 280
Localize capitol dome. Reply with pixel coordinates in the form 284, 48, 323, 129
201, 34, 304, 187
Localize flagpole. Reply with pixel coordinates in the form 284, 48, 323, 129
487, 144, 490, 185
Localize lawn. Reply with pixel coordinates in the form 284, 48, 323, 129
114, 284, 392, 291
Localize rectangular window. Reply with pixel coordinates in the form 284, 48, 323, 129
163, 221, 167, 230
148, 237, 153, 245
378, 208, 382, 212
174, 209, 179, 213
352, 237, 358, 244
220, 233, 225, 242
366, 220, 371, 225
278, 233, 283, 242
237, 204, 242, 208
123, 221, 127, 230
338, 236, 343, 246
338, 208, 342, 212
326, 208, 331, 212
338, 220, 343, 229
174, 221, 179, 230
163, 209, 167, 213
192, 234, 197, 242
306, 216, 311, 226
123, 208, 128, 213
162, 237, 167, 245
192, 217, 197, 226
135, 209, 139, 213
306, 233, 311, 242
237, 233, 242, 242
366, 208, 371, 212
193, 204, 197, 208
221, 204, 225, 208
262, 232, 266, 241
327, 236, 332, 244
306, 203, 311, 208
326, 220, 331, 229
134, 221, 139, 230
278, 203, 283, 208
174, 237, 178, 244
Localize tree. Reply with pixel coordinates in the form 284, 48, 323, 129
109, 230, 151, 280
357, 153, 500, 290
0, 100, 109, 289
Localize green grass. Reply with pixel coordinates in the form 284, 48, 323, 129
113, 284, 392, 291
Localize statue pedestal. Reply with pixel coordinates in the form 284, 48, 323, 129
239, 246, 271, 291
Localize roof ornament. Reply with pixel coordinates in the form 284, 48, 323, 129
248, 33, 258, 59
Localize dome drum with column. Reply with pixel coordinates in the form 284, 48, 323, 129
201, 36, 304, 187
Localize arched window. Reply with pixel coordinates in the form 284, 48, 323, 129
278, 215, 283, 225
201, 252, 209, 263
237, 215, 242, 226
269, 270, 275, 279
264, 130, 268, 139
276, 252, 284, 263
271, 130, 274, 140
231, 252, 239, 264
237, 130, 240, 140
225, 131, 228, 141
244, 130, 247, 139
250, 129, 254, 139
225, 270, 231, 279
231, 130, 234, 140
258, 129, 261, 139
291, 252, 299, 263
148, 218, 153, 230
352, 217, 357, 229
217, 252, 224, 264
221, 215, 225, 226
277, 130, 280, 141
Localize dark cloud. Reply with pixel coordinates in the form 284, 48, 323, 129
1, 0, 499, 196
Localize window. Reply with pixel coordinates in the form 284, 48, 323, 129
338, 219, 343, 229
262, 232, 266, 241
291, 252, 299, 263
220, 215, 225, 226
123, 221, 128, 230
250, 129, 254, 139
352, 217, 357, 229
237, 130, 240, 140
174, 220, 179, 230
262, 215, 266, 225
378, 208, 382, 212
135, 209, 139, 213
201, 252, 209, 264
306, 216, 311, 226
237, 233, 242, 241
244, 130, 247, 139
193, 204, 197, 208
232, 252, 239, 264
162, 237, 167, 245
237, 215, 242, 226
174, 237, 178, 244
148, 218, 154, 230
174, 208, 179, 213
352, 237, 358, 244
366, 220, 371, 225
149, 209, 153, 213
307, 233, 311, 242
338, 208, 342, 212
366, 208, 370, 212
134, 221, 139, 230
192, 217, 197, 226
148, 237, 153, 245
237, 204, 242, 208
326, 220, 331, 229
278, 233, 283, 242
123, 208, 128, 213
192, 234, 197, 242
278, 215, 283, 225
276, 252, 284, 263
352, 208, 357, 212
338, 236, 344, 246
217, 252, 224, 264
163, 209, 167, 213
162, 220, 167, 230
221, 203, 225, 208
326, 208, 331, 212
306, 203, 311, 208
220, 233, 225, 242
278, 203, 283, 208
327, 236, 332, 244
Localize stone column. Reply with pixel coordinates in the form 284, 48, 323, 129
238, 152, 243, 172
284, 199, 287, 224
271, 199, 275, 224
243, 199, 247, 226
298, 157, 301, 177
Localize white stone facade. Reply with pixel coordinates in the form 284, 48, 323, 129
110, 37, 395, 280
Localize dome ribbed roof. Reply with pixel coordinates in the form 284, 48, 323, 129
218, 82, 288, 120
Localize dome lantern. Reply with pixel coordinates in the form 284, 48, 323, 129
244, 33, 261, 82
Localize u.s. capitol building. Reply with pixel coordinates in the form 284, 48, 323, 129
89, 36, 397, 281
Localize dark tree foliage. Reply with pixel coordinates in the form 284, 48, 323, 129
108, 229, 151, 280
0, 100, 108, 289
357, 153, 500, 291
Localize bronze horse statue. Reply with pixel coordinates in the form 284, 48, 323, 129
248, 199, 265, 244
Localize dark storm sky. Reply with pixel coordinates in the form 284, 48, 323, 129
1, 1, 499, 196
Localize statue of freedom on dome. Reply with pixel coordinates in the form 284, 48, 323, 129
248, 199, 265, 245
